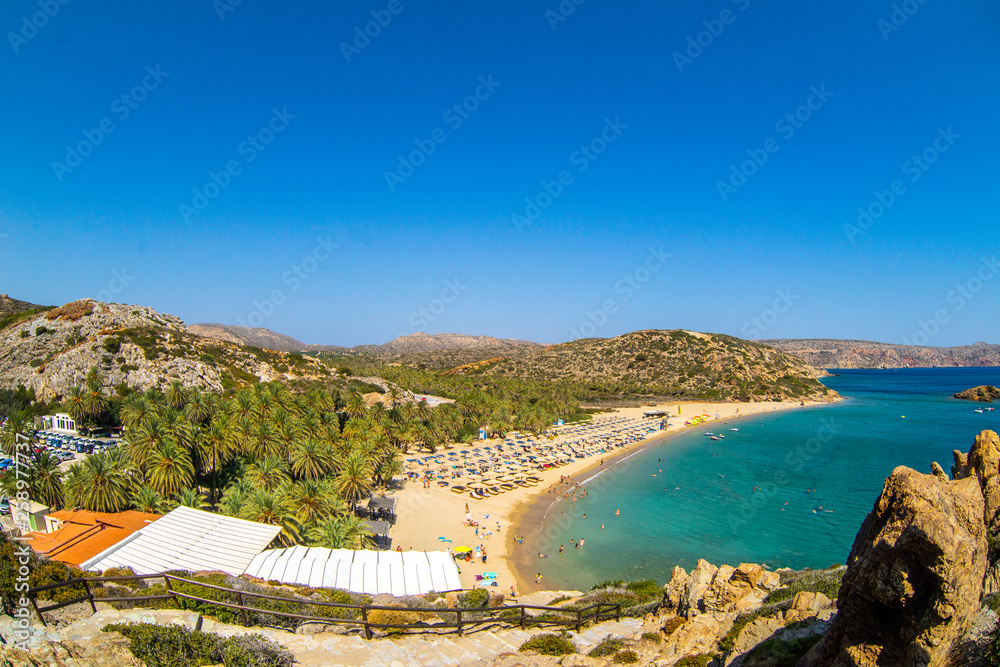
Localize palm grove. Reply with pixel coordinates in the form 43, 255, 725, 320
0, 368, 579, 549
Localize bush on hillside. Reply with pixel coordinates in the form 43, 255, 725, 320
588, 636, 624, 657
520, 633, 576, 656
742, 634, 822, 667
613, 649, 640, 664
103, 623, 292, 667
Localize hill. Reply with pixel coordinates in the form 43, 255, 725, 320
0, 294, 53, 330
479, 329, 838, 402
352, 331, 539, 355
0, 300, 346, 401
185, 323, 342, 353
764, 339, 1000, 369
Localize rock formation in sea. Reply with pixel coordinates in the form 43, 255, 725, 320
954, 385, 1000, 403
808, 429, 1000, 666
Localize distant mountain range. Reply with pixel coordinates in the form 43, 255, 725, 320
763, 339, 1000, 369
187, 324, 539, 358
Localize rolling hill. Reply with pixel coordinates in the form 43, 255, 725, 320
478, 329, 838, 402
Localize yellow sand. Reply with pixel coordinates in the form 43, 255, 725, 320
388, 399, 829, 594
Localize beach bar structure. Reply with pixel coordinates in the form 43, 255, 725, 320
362, 519, 391, 550
243, 547, 461, 596
366, 496, 397, 524
81, 506, 281, 576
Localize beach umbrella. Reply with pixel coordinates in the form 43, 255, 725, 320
454, 546, 472, 553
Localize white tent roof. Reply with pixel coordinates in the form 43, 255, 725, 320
80, 505, 282, 576
243, 548, 461, 596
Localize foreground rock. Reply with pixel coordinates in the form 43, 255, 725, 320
811, 432, 997, 666
954, 386, 1000, 403
664, 561, 781, 618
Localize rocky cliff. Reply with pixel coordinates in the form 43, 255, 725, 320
764, 339, 1000, 370
0, 299, 342, 401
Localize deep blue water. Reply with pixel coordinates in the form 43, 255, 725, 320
531, 368, 1000, 590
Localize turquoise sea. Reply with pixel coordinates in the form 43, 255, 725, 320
530, 368, 1000, 590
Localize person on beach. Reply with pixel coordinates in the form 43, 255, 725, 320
536, 573, 542, 584
510, 585, 517, 599
580, 538, 584, 547
559, 545, 564, 554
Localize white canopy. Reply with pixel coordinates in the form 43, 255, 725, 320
242, 548, 461, 596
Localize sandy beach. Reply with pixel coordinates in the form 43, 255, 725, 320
388, 399, 831, 597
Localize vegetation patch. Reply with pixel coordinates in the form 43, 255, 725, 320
613, 649, 640, 664
103, 622, 293, 667
663, 616, 686, 636
519, 633, 576, 656
742, 633, 822, 667
764, 567, 844, 605
676, 655, 713, 667
588, 636, 624, 657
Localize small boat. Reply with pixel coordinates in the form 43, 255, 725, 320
704, 432, 715, 436
730, 428, 739, 432
717, 434, 726, 439
974, 409, 985, 414
710, 436, 721, 441
987, 407, 996, 412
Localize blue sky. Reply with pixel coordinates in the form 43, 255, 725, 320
2, 1, 998, 346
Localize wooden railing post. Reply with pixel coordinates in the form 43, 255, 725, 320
519, 606, 526, 630
615, 603, 621, 622
236, 592, 248, 627
575, 608, 582, 633
163, 577, 178, 609
30, 596, 46, 627
81, 579, 97, 614
361, 606, 372, 640
456, 608, 463, 636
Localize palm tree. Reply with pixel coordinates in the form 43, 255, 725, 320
131, 485, 168, 514
146, 439, 194, 497
195, 420, 235, 504
372, 451, 402, 490
217, 479, 252, 517
242, 489, 300, 546
184, 388, 214, 425
245, 456, 291, 493
120, 394, 154, 431
83, 374, 109, 421
0, 411, 30, 456
307, 515, 374, 550
336, 450, 374, 509
344, 391, 367, 420
289, 438, 334, 480
284, 479, 345, 527
247, 420, 282, 460
65, 386, 87, 425
174, 487, 210, 510
165, 380, 188, 411
29, 451, 64, 508
66, 454, 131, 512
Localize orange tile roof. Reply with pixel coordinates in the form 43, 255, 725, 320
24, 510, 162, 567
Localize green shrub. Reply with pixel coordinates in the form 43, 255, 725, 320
614, 649, 640, 664
29, 359, 43, 368
35, 326, 49, 336
103, 623, 292, 667
675, 654, 713, 667
663, 616, 685, 636
546, 595, 571, 606
367, 607, 427, 634
103, 337, 121, 353
642, 632, 662, 643
764, 567, 844, 605
984, 592, 1000, 615
626, 579, 661, 601
591, 579, 626, 591
520, 633, 576, 656
220, 634, 294, 667
588, 636, 624, 657
984, 623, 1000, 667
457, 588, 489, 609
743, 634, 822, 667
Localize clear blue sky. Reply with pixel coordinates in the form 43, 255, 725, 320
2, 1, 998, 346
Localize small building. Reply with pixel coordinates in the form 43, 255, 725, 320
23, 510, 161, 567
11, 500, 50, 533
41, 413, 78, 435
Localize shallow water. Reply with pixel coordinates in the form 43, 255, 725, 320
529, 368, 1000, 590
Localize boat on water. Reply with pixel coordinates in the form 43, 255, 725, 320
730, 428, 739, 432
704, 432, 715, 437
974, 409, 985, 414
710, 436, 722, 441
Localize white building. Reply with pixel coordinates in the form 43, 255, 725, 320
41, 413, 77, 435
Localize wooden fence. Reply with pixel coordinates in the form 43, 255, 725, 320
29, 573, 621, 639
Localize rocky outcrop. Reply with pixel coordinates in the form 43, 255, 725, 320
763, 339, 1000, 370
954, 386, 1000, 403
814, 434, 994, 667
0, 299, 342, 400
665, 560, 781, 618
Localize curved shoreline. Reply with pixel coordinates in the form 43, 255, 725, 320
505, 400, 838, 594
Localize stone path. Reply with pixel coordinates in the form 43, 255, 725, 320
41, 608, 647, 667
